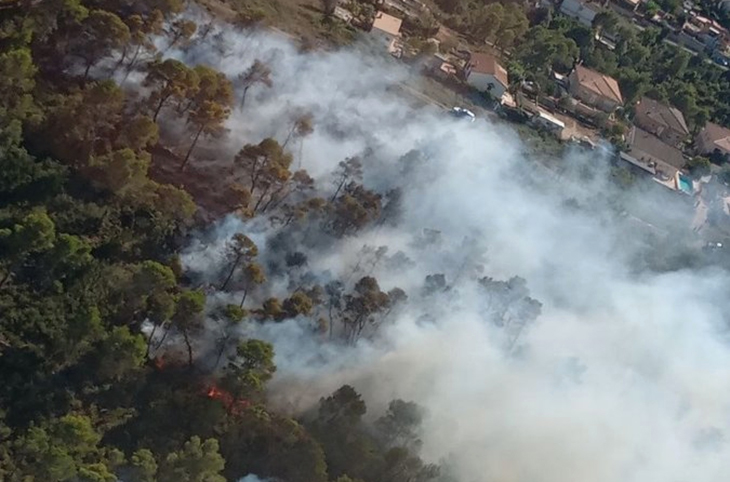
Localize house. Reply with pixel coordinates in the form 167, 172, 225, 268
696, 122, 730, 162
531, 110, 566, 137
568, 65, 623, 113
615, 0, 640, 12
559, 0, 604, 27
621, 127, 686, 180
382, 0, 430, 19
633, 97, 689, 148
369, 11, 403, 49
686, 14, 730, 46
464, 52, 509, 100
333, 6, 353, 23
426, 53, 458, 79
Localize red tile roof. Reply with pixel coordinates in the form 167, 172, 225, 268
635, 97, 689, 136
468, 52, 509, 88
700, 122, 730, 152
573, 65, 623, 104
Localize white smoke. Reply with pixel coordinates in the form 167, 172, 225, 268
170, 11, 730, 482
238, 475, 269, 482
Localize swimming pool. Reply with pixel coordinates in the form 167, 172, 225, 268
678, 174, 693, 194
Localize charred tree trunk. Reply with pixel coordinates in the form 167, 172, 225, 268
282, 125, 296, 149
239, 85, 250, 111
213, 332, 231, 370
181, 125, 204, 171
331, 176, 347, 202
252, 184, 273, 213
239, 286, 249, 308
220, 255, 242, 290
82, 60, 93, 82
152, 96, 168, 122
111, 46, 128, 77
154, 325, 170, 351
183, 330, 194, 368
145, 323, 159, 358
121, 44, 143, 84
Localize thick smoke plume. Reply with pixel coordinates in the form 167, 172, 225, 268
171, 12, 730, 482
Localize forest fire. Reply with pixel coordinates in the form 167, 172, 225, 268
205, 383, 251, 415
152, 356, 167, 370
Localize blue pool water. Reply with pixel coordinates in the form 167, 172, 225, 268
678, 175, 693, 194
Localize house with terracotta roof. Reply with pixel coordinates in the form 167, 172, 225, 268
696, 122, 730, 162
568, 65, 623, 113
369, 11, 402, 50
464, 52, 509, 100
633, 97, 690, 148
621, 127, 687, 181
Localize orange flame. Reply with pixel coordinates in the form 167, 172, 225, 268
153, 356, 166, 370
204, 384, 251, 415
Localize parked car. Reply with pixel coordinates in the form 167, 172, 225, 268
449, 107, 476, 122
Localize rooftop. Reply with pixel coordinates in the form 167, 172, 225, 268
333, 6, 353, 22
468, 52, 509, 87
635, 97, 689, 136
371, 11, 403, 37
535, 110, 566, 129
572, 65, 623, 104
626, 127, 686, 170
562, 0, 605, 10
700, 122, 730, 152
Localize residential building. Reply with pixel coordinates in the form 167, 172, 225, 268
464, 52, 509, 100
382, 0, 430, 19
568, 65, 623, 112
333, 6, 353, 23
721, 0, 730, 12
530, 110, 566, 137
559, 0, 604, 27
696, 122, 730, 162
686, 14, 730, 47
369, 11, 402, 49
633, 97, 690, 147
615, 0, 640, 12
621, 127, 686, 180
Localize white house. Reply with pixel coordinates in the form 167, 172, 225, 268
464, 52, 509, 100
559, 0, 603, 27
531, 110, 566, 137
369, 11, 403, 50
